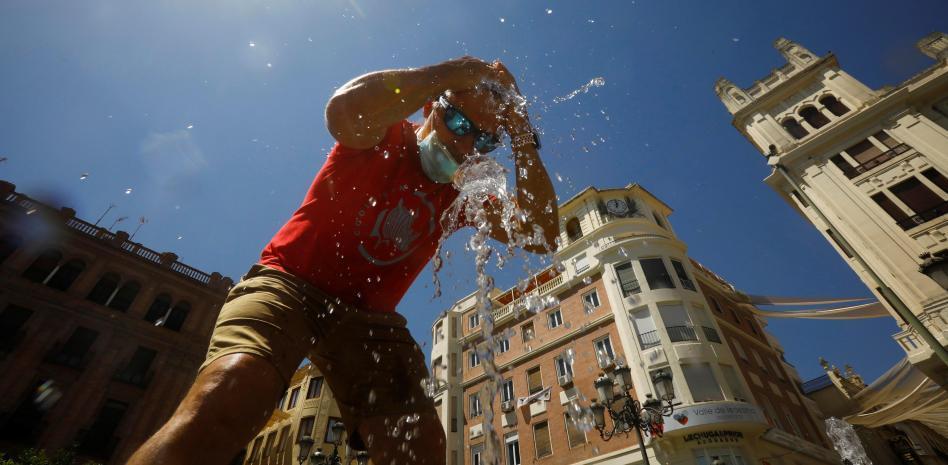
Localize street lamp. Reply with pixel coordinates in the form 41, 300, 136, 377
589, 370, 675, 465
297, 435, 315, 465
310, 421, 354, 465
711, 456, 726, 465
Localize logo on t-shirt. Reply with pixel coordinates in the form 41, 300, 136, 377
357, 191, 436, 266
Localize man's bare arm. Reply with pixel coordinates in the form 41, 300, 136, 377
325, 57, 495, 149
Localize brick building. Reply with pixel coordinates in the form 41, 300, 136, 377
0, 180, 232, 463
429, 184, 838, 465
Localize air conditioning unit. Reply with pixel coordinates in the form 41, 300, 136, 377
557, 373, 573, 387
469, 424, 483, 439
501, 400, 515, 413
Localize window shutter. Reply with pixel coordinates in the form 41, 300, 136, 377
533, 421, 552, 458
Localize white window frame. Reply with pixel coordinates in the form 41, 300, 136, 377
501, 378, 515, 403
472, 444, 483, 465
505, 433, 521, 465
547, 308, 564, 329
594, 335, 615, 361
581, 290, 600, 310
469, 350, 480, 368
497, 337, 510, 354
469, 394, 482, 418
469, 313, 480, 329
554, 354, 574, 378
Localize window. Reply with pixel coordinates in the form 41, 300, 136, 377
770, 359, 785, 379
505, 433, 521, 465
469, 312, 480, 329
450, 395, 458, 432
497, 337, 510, 354
501, 378, 515, 403
22, 249, 62, 284
163, 301, 190, 331
434, 321, 444, 344
826, 229, 853, 258
472, 444, 484, 465
277, 391, 287, 410
469, 393, 482, 417
923, 168, 948, 193
671, 259, 695, 291
469, 350, 480, 368
262, 432, 277, 461
781, 118, 809, 139
144, 294, 173, 324
872, 192, 910, 225
682, 363, 724, 402
653, 211, 667, 229
532, 421, 552, 458
614, 262, 641, 296
799, 106, 829, 129
783, 407, 803, 437
114, 347, 156, 386
275, 425, 290, 462
889, 176, 946, 229
521, 322, 535, 343
845, 138, 883, 165
108, 281, 140, 312
721, 365, 748, 401
709, 297, 723, 314
297, 416, 315, 441
287, 387, 301, 409
0, 233, 22, 264
0, 304, 33, 353
51, 326, 98, 368
641, 258, 675, 290
566, 217, 583, 241
87, 273, 121, 306
731, 339, 748, 360
45, 258, 85, 291
249, 436, 263, 464
526, 366, 543, 394
547, 308, 563, 329
78, 399, 128, 458
325, 417, 344, 443
306, 376, 323, 399
432, 356, 444, 380
593, 336, 615, 364
660, 303, 697, 342
631, 308, 659, 349
752, 350, 768, 373
554, 353, 574, 378
581, 290, 600, 311
820, 95, 849, 117
564, 413, 587, 448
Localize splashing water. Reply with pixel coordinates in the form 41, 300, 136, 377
825, 418, 872, 465
553, 77, 606, 103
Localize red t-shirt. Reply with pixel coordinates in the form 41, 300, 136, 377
260, 120, 461, 313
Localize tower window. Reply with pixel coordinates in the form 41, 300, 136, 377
781, 118, 809, 140
45, 259, 86, 291
819, 95, 849, 117
565, 217, 582, 241
799, 106, 830, 129
22, 249, 62, 284
0, 233, 22, 264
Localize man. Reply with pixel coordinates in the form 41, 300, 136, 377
128, 56, 558, 465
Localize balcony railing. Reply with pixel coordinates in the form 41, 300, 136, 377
702, 326, 722, 343
896, 201, 948, 230
844, 143, 911, 178
638, 330, 660, 350
666, 325, 698, 343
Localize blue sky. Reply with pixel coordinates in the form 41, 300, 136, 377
2, 0, 945, 383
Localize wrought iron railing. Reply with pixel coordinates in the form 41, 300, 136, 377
665, 325, 698, 343
896, 201, 948, 230
847, 143, 911, 178
637, 330, 660, 349
702, 326, 722, 343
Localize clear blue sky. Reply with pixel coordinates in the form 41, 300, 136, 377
2, 0, 945, 383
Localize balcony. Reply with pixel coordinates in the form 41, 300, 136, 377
896, 200, 948, 230
701, 326, 722, 344
838, 144, 911, 179
666, 325, 698, 343
638, 330, 661, 350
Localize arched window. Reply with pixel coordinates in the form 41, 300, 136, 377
87, 273, 121, 305
164, 301, 190, 332
566, 218, 583, 242
22, 249, 63, 284
46, 259, 86, 291
819, 95, 850, 117
108, 281, 141, 312
0, 233, 23, 264
144, 294, 173, 324
781, 118, 809, 140
799, 106, 830, 129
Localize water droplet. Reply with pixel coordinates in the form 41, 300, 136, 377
372, 351, 380, 363
176, 235, 183, 240
248, 41, 256, 47
583, 276, 592, 285
124, 188, 133, 195
555, 172, 563, 182
368, 197, 377, 207
79, 173, 89, 180
499, 17, 505, 23
368, 390, 377, 405
545, 8, 553, 14
26, 208, 37, 215
266, 62, 272, 68
186, 123, 193, 129
732, 37, 740, 43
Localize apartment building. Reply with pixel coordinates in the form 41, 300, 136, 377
714, 33, 948, 386
0, 180, 233, 464
429, 184, 838, 465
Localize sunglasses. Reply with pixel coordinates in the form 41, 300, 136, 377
438, 96, 501, 154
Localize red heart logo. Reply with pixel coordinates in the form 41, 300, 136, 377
674, 413, 688, 425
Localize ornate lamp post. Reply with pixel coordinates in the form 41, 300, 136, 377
310, 421, 350, 465
297, 435, 315, 465
589, 367, 675, 465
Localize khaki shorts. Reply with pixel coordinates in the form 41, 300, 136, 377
200, 264, 436, 451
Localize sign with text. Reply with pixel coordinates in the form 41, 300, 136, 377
662, 401, 768, 434
683, 430, 744, 445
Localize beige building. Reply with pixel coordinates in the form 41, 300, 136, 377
714, 33, 948, 386
0, 180, 233, 464
429, 184, 838, 465
243, 364, 362, 465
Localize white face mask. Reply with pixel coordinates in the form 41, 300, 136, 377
417, 131, 460, 184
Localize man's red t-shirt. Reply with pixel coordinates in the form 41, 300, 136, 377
260, 121, 460, 313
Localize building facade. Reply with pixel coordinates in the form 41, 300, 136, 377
0, 180, 233, 463
714, 33, 948, 386
243, 364, 352, 465
429, 184, 838, 465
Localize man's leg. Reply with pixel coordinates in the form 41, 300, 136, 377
127, 353, 284, 465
